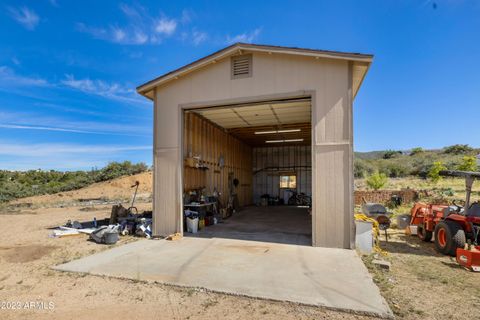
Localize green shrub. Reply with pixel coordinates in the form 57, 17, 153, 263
410, 147, 424, 156
457, 156, 478, 172
354, 159, 375, 178
428, 161, 447, 183
379, 162, 409, 178
383, 150, 402, 159
443, 144, 473, 155
366, 172, 388, 190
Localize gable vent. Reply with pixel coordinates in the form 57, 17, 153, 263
231, 54, 252, 79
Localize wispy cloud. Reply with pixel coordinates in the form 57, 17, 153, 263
154, 17, 177, 35
33, 102, 115, 118
0, 66, 149, 106
0, 111, 151, 137
0, 66, 49, 87
61, 74, 147, 105
77, 3, 181, 45
226, 28, 262, 44
0, 142, 151, 157
192, 30, 208, 46
180, 9, 193, 24
0, 124, 149, 137
11, 57, 21, 65
0, 124, 104, 135
0, 141, 151, 170
7, 6, 40, 30
180, 29, 208, 46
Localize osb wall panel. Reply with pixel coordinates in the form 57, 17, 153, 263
183, 112, 253, 207
252, 146, 311, 204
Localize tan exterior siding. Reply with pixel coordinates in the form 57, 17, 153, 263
152, 51, 354, 248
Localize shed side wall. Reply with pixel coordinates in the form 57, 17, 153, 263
183, 112, 253, 207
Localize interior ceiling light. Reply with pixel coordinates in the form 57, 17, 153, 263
265, 139, 304, 143
254, 129, 301, 135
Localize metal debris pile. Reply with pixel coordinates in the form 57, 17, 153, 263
50, 206, 153, 244
50, 181, 153, 244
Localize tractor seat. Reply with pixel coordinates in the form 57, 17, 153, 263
469, 202, 480, 217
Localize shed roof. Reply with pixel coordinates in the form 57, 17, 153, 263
137, 42, 373, 100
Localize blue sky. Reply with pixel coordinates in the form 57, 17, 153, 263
0, 0, 479, 170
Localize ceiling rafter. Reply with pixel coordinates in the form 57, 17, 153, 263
191, 98, 311, 147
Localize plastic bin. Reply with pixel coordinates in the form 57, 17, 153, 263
104, 231, 119, 244
186, 217, 198, 233
396, 214, 410, 229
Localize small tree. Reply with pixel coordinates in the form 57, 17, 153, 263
410, 147, 424, 156
457, 156, 478, 172
428, 161, 447, 183
366, 172, 388, 190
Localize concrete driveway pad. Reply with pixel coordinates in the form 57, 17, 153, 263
54, 237, 392, 318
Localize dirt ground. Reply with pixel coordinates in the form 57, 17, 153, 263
366, 230, 480, 319
1, 173, 479, 319
0, 174, 374, 320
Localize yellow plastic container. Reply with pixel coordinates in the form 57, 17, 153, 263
198, 218, 205, 230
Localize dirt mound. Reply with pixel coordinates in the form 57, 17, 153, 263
0, 245, 57, 263
10, 171, 153, 207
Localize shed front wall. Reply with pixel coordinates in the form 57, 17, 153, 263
153, 51, 354, 248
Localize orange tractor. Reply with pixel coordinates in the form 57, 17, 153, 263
410, 170, 480, 271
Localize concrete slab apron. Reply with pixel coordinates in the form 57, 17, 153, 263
54, 238, 392, 318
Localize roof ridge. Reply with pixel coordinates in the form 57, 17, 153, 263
137, 43, 373, 96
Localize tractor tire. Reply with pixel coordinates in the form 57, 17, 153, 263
434, 220, 466, 256
417, 223, 433, 242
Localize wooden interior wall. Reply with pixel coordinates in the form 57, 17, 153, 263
183, 112, 253, 206
252, 146, 311, 204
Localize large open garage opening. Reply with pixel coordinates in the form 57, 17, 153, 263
182, 97, 312, 245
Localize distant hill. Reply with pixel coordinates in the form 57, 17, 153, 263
354, 151, 388, 160
0, 161, 149, 202
354, 145, 479, 178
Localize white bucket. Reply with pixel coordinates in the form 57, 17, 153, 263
186, 217, 199, 233
355, 220, 373, 254
409, 225, 418, 235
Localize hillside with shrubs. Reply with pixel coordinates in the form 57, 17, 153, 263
1, 145, 478, 202
0, 161, 149, 202
354, 144, 479, 179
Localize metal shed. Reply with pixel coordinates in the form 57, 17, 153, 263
137, 43, 372, 249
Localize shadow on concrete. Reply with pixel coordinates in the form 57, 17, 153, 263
185, 205, 312, 246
